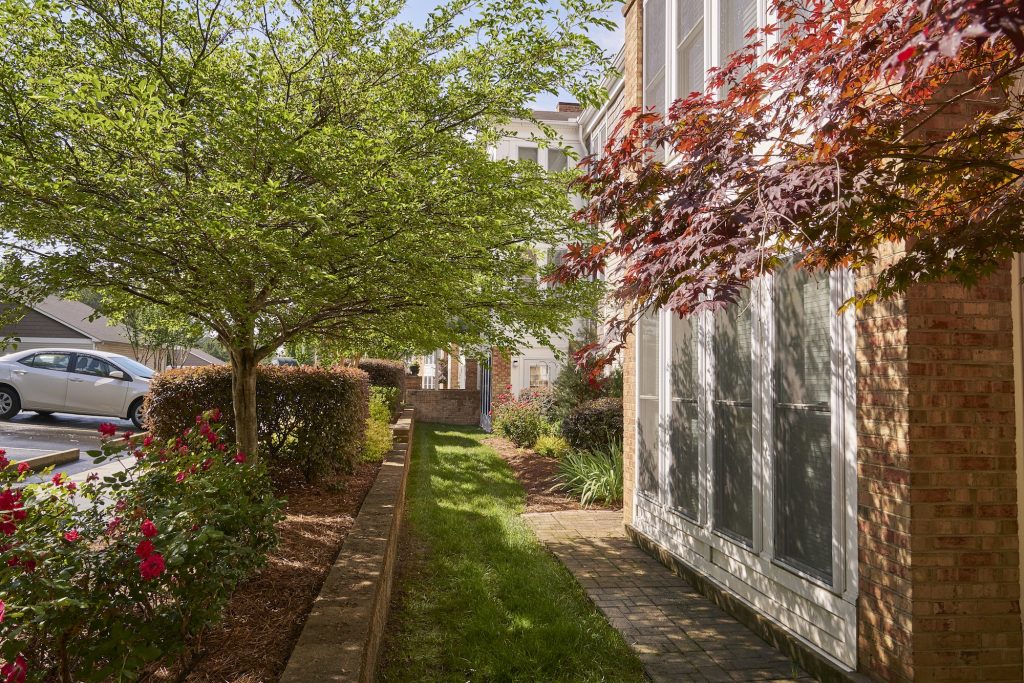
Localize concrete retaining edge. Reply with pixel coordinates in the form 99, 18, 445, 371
280, 407, 415, 683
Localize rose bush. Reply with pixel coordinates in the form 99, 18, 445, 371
491, 386, 553, 448
0, 411, 281, 682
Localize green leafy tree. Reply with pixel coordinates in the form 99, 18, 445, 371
0, 0, 611, 454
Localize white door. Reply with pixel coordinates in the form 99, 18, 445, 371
15, 351, 72, 410
65, 354, 130, 417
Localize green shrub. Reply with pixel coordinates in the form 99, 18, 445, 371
371, 385, 401, 421
145, 365, 369, 481
557, 442, 624, 507
492, 397, 545, 448
533, 434, 571, 459
0, 411, 282, 682
362, 388, 395, 462
562, 397, 623, 452
356, 358, 405, 394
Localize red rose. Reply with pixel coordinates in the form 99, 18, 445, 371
122, 430, 134, 440
50, 473, 64, 487
16, 463, 28, 475
65, 482, 77, 493
140, 519, 158, 537
98, 423, 118, 437
175, 471, 187, 483
142, 435, 154, 447
202, 458, 214, 471
134, 540, 154, 558
106, 517, 122, 535
1, 653, 27, 683
63, 530, 80, 543
139, 552, 166, 580
0, 455, 8, 469
233, 453, 247, 464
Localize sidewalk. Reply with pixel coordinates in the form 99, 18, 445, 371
524, 510, 813, 683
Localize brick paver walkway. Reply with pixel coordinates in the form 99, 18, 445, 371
525, 510, 814, 683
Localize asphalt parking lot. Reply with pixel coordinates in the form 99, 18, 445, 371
1, 412, 136, 476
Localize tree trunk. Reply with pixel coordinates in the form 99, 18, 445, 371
230, 347, 259, 457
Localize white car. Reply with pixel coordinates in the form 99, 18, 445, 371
0, 348, 153, 428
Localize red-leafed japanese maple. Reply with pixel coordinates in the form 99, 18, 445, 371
553, 0, 1024, 363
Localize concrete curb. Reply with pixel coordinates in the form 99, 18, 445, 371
280, 407, 415, 683
17, 448, 80, 472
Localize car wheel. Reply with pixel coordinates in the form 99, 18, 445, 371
0, 386, 21, 420
129, 399, 146, 430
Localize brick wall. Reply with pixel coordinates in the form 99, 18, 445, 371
490, 348, 511, 408
465, 359, 479, 390
406, 389, 481, 425
856, 256, 1023, 682
620, 0, 642, 530
856, 242, 915, 682
404, 374, 422, 391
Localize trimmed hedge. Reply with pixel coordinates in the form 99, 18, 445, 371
562, 397, 624, 452
144, 365, 369, 480
357, 358, 405, 393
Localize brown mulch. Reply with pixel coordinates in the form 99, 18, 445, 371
484, 437, 583, 513
148, 460, 381, 683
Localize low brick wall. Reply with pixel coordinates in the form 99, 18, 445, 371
404, 374, 422, 391
280, 408, 414, 683
406, 389, 480, 425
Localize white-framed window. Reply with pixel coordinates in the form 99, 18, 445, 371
517, 146, 539, 163
634, 263, 856, 592
529, 363, 551, 388
547, 149, 568, 171
642, 0, 767, 112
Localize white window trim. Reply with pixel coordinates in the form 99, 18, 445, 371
633, 269, 857, 603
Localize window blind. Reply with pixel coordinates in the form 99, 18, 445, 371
638, 310, 661, 498
517, 146, 538, 163
773, 267, 834, 582
644, 0, 667, 114
676, 0, 704, 97
712, 291, 754, 544
721, 0, 758, 61
670, 313, 700, 518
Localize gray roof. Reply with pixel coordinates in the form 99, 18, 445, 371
33, 297, 130, 343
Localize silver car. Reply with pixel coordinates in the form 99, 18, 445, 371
0, 348, 153, 428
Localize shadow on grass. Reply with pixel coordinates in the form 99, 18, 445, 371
379, 424, 646, 683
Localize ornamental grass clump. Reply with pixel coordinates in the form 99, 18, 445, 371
0, 410, 281, 682
557, 441, 624, 507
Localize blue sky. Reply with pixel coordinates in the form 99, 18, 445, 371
396, 0, 624, 109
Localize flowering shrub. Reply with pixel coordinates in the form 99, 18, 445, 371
145, 365, 369, 480
491, 386, 550, 448
0, 412, 281, 682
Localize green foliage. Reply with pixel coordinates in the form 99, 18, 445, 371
362, 389, 395, 462
533, 434, 571, 460
0, 0, 609, 384
371, 385, 402, 421
557, 442, 624, 507
562, 397, 624, 453
378, 425, 646, 682
358, 359, 406, 395
145, 365, 369, 480
492, 395, 545, 448
107, 300, 206, 370
0, 412, 281, 682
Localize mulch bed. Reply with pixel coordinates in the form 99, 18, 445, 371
484, 437, 583, 513
148, 460, 381, 683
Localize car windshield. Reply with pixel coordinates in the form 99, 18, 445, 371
109, 355, 156, 379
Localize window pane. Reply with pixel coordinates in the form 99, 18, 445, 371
773, 267, 834, 581
712, 291, 753, 544
676, 0, 704, 98
638, 310, 660, 498
669, 313, 699, 518
529, 364, 550, 388
644, 0, 667, 113
32, 352, 71, 371
547, 149, 568, 172
517, 146, 538, 163
74, 356, 114, 377
677, 30, 704, 97
721, 0, 758, 60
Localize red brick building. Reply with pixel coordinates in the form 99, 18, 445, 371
614, 1, 1023, 681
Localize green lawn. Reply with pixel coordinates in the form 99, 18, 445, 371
379, 424, 647, 683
